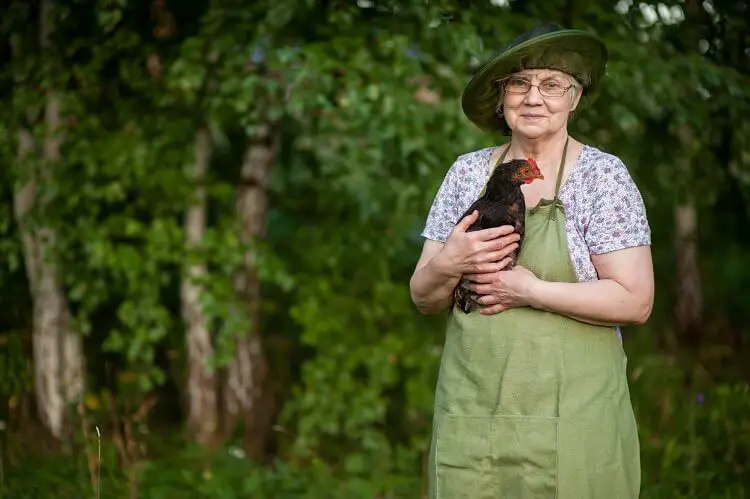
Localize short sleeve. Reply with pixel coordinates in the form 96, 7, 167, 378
421, 157, 464, 242
583, 156, 651, 255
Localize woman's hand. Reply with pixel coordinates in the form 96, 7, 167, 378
465, 265, 540, 315
433, 210, 521, 278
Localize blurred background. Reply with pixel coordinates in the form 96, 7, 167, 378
0, 0, 749, 497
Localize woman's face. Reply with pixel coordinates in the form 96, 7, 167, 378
501, 69, 581, 139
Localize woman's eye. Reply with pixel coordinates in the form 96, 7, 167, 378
543, 82, 561, 89
510, 79, 528, 87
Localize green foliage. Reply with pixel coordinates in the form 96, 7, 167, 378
2, 352, 749, 498
0, 0, 749, 496
627, 334, 750, 497
0, 332, 32, 400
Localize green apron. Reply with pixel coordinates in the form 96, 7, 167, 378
428, 141, 641, 498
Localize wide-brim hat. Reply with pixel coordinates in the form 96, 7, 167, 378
461, 23, 608, 132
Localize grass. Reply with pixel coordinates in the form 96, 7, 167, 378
1, 328, 749, 498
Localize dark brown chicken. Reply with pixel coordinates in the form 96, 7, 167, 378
454, 158, 544, 313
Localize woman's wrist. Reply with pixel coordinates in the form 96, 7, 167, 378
431, 248, 461, 280
525, 276, 548, 310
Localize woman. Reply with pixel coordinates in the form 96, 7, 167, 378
410, 24, 654, 498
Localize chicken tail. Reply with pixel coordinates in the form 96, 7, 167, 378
454, 280, 482, 314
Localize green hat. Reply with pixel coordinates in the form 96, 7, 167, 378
461, 24, 608, 133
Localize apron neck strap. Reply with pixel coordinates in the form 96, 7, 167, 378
553, 137, 569, 199
489, 136, 570, 199
496, 144, 510, 167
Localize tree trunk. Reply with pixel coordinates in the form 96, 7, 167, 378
673, 0, 704, 345
14, 130, 39, 295
13, 130, 68, 438
11, 0, 85, 439
60, 304, 84, 402
44, 88, 85, 408
222, 124, 276, 458
674, 199, 702, 344
181, 127, 218, 446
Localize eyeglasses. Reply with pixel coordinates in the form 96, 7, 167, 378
499, 77, 576, 98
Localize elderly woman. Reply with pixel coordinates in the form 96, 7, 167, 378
410, 24, 654, 498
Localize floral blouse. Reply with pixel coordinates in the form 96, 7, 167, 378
421, 144, 652, 283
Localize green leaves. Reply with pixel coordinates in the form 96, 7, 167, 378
96, 0, 126, 34
0, 0, 749, 495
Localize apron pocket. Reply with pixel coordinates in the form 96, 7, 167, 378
434, 415, 558, 499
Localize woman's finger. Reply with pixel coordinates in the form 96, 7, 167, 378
486, 233, 521, 252
464, 272, 493, 283
454, 210, 480, 233
474, 257, 512, 274
480, 304, 507, 315
473, 224, 515, 241
481, 294, 505, 305
477, 244, 518, 264
467, 283, 494, 295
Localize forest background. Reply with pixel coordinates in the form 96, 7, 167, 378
1, 0, 749, 497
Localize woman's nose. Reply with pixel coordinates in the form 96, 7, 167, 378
523, 85, 543, 104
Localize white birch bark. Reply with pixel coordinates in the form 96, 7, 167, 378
181, 127, 218, 445
11, 0, 86, 438
223, 124, 276, 456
